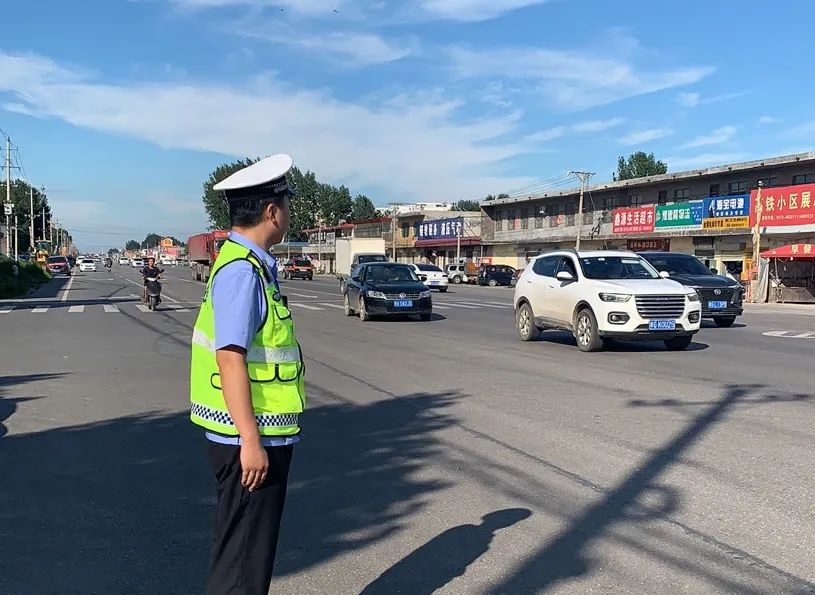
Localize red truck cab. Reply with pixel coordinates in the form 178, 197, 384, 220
282, 258, 314, 280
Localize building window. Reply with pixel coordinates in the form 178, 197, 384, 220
495, 211, 503, 231
603, 197, 617, 211
508, 209, 516, 230
520, 207, 529, 229
629, 194, 643, 206
757, 177, 779, 188
564, 202, 575, 215
709, 183, 720, 197
792, 173, 815, 185
657, 190, 668, 204
401, 222, 409, 238
673, 188, 690, 202
535, 205, 544, 228
728, 181, 748, 194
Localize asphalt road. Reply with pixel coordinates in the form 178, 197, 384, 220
1, 264, 813, 594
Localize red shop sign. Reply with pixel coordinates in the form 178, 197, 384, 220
750, 183, 815, 227
613, 205, 655, 234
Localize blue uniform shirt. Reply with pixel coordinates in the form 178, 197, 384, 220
207, 231, 299, 447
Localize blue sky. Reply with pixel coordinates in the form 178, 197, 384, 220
1, 0, 813, 250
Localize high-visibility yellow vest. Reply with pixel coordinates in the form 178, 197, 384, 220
189, 240, 305, 436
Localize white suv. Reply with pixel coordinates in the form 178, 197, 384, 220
514, 250, 702, 352
407, 263, 449, 292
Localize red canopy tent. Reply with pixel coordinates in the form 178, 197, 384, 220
760, 243, 815, 259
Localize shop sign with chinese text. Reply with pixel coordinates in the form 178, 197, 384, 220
750, 183, 815, 227
416, 217, 464, 241
612, 205, 655, 233
655, 201, 704, 229
627, 239, 670, 251
700, 193, 751, 230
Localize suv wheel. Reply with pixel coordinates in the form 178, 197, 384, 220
488, 279, 498, 287
664, 335, 693, 351
343, 293, 354, 316
358, 296, 370, 322
516, 303, 539, 341
451, 275, 461, 284
575, 308, 604, 352
714, 316, 736, 328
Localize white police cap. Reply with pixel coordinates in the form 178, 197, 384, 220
213, 154, 294, 205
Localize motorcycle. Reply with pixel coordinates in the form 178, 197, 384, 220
144, 271, 164, 310
104, 261, 112, 272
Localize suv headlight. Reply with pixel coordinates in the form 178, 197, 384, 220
419, 290, 432, 298
367, 290, 386, 299
686, 290, 700, 302
599, 293, 632, 302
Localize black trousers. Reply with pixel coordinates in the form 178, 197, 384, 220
206, 441, 293, 595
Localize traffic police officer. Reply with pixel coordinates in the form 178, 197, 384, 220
189, 154, 305, 595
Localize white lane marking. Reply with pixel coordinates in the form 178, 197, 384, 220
103, 305, 120, 313
0, 306, 13, 313
68, 305, 85, 313
31, 306, 49, 313
431, 304, 451, 310
317, 303, 345, 309
442, 303, 479, 309
136, 305, 151, 313
60, 273, 76, 302
289, 303, 324, 311
762, 330, 815, 339
455, 302, 511, 309
165, 304, 191, 313
290, 293, 319, 299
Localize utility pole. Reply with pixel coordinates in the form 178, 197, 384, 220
456, 217, 462, 264
750, 181, 764, 302
29, 186, 34, 251
569, 170, 595, 250
13, 214, 18, 261
4, 136, 10, 257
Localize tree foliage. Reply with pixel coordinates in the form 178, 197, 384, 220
615, 152, 668, 181
201, 160, 380, 242
4, 180, 51, 251
483, 192, 510, 201
453, 199, 482, 211
125, 240, 140, 251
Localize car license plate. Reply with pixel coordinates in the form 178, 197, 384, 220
428, 281, 439, 285
708, 300, 727, 309
394, 300, 413, 308
648, 320, 676, 331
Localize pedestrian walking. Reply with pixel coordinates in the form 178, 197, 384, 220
189, 154, 306, 595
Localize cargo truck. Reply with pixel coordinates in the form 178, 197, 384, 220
187, 229, 229, 282
335, 237, 387, 292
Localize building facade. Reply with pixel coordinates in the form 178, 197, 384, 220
480, 152, 815, 278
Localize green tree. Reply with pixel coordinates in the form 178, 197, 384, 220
139, 233, 184, 248
5, 180, 51, 251
351, 195, 378, 220
453, 199, 481, 211
482, 192, 509, 202
615, 152, 667, 181
125, 240, 140, 251
202, 158, 259, 230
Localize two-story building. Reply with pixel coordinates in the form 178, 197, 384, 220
480, 151, 815, 279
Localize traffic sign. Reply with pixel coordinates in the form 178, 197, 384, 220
3, 203, 12, 215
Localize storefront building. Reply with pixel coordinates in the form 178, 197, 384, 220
413, 213, 482, 268
480, 152, 815, 276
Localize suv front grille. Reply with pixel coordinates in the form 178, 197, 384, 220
635, 295, 685, 319
384, 292, 422, 299
698, 288, 732, 302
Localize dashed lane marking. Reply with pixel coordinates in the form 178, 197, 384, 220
762, 330, 815, 339
31, 306, 49, 313
289, 303, 324, 311
103, 305, 120, 313
68, 305, 85, 313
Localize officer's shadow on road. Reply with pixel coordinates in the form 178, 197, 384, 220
0, 373, 58, 437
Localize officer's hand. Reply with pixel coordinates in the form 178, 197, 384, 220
240, 442, 268, 491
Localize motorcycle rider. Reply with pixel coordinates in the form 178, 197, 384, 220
104, 256, 113, 271
141, 257, 163, 304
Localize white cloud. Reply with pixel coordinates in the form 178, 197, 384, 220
526, 126, 566, 142
418, 0, 550, 21
665, 152, 749, 171
680, 125, 737, 149
168, 0, 342, 15
527, 118, 624, 142
677, 91, 700, 107
758, 115, 779, 125
0, 52, 533, 203
619, 128, 673, 146
239, 30, 416, 66
449, 45, 713, 110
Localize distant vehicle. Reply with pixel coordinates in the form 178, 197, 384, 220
638, 252, 744, 328
478, 264, 516, 287
188, 230, 229, 282
131, 258, 145, 268
335, 237, 387, 291
46, 255, 71, 275
445, 262, 478, 284
78, 258, 97, 273
66, 255, 76, 268
407, 263, 449, 292
282, 258, 314, 280
118, 257, 129, 265
514, 250, 701, 352
343, 262, 432, 322
18, 253, 31, 263
159, 254, 177, 266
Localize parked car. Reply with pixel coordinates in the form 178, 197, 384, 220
343, 262, 432, 321
131, 258, 145, 268
118, 257, 129, 265
513, 249, 701, 352
638, 251, 744, 327
282, 258, 314, 280
445, 263, 478, 284
18, 253, 31, 263
46, 255, 71, 275
78, 258, 97, 273
407, 263, 449, 292
478, 264, 516, 287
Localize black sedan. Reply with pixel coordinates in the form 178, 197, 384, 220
343, 262, 432, 321
639, 251, 744, 327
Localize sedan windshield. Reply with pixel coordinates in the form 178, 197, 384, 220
366, 265, 419, 283
580, 256, 659, 280
47, 257, 66, 263
293, 259, 311, 267
643, 254, 712, 276
416, 264, 442, 272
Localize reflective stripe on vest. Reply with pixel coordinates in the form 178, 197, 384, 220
191, 328, 301, 364
191, 402, 299, 429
